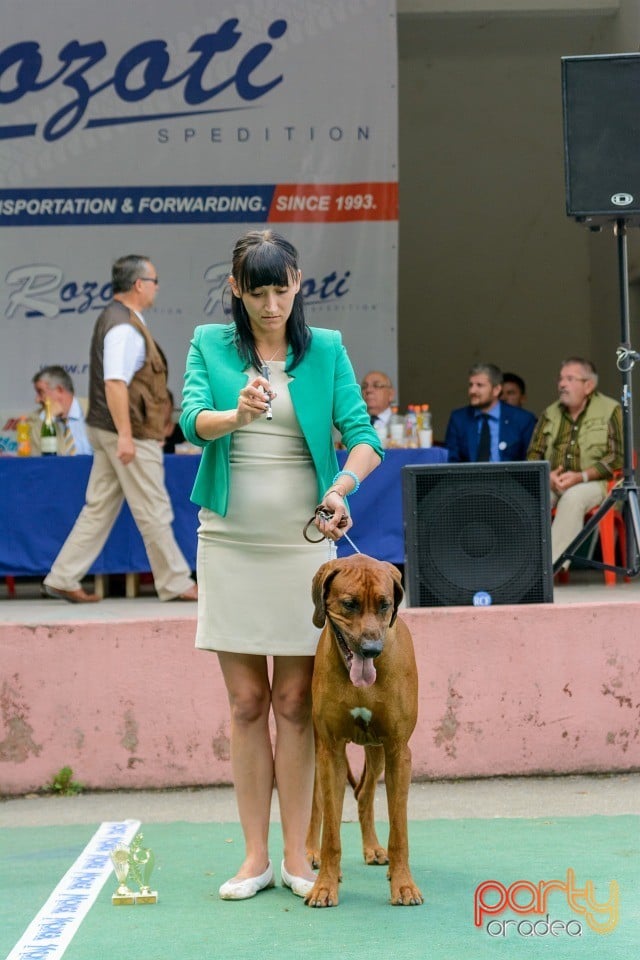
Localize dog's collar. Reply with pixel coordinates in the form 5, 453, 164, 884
327, 616, 353, 673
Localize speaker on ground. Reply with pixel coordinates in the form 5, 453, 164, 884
562, 53, 640, 224
402, 462, 553, 607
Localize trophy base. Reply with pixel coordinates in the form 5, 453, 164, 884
112, 892, 135, 906
135, 891, 158, 905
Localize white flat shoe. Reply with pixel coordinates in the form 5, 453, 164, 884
219, 860, 275, 900
281, 859, 316, 898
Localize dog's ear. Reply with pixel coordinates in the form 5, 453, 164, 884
385, 562, 404, 625
311, 559, 342, 627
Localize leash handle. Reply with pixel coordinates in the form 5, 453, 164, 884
302, 506, 360, 553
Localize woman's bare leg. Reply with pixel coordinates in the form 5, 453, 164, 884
272, 655, 316, 880
217, 652, 273, 879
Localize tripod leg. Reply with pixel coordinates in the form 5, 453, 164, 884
625, 489, 640, 574
552, 493, 617, 574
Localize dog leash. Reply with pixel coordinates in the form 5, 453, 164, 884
303, 506, 362, 554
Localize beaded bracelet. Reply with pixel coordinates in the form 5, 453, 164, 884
332, 469, 360, 496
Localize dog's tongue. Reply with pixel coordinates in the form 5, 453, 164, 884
349, 654, 377, 688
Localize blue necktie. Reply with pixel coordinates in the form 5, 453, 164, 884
477, 414, 491, 462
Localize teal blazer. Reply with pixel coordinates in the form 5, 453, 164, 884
180, 324, 384, 513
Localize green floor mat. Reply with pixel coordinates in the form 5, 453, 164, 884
2, 816, 638, 960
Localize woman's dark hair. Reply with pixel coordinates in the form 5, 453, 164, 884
228, 230, 311, 370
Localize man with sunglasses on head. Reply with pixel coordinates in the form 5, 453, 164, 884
43, 255, 197, 603
526, 357, 622, 568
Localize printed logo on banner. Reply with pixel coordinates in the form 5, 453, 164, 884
0, 2, 398, 410
203, 262, 351, 318
5, 264, 112, 318
0, 19, 288, 142
3, 260, 353, 321
474, 869, 620, 938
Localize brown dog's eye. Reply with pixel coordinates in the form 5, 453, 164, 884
341, 598, 359, 612
379, 599, 392, 612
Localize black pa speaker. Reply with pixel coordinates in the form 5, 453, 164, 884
402, 462, 553, 607
562, 54, 640, 224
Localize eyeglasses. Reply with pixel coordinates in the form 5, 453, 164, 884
558, 376, 589, 383
361, 382, 391, 390
139, 276, 159, 285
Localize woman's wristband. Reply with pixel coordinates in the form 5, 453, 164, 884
332, 469, 360, 496
581, 470, 589, 483
324, 486, 347, 499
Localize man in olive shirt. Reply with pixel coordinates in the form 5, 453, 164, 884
527, 357, 623, 566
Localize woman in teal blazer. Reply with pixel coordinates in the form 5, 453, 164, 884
180, 230, 382, 902
181, 322, 382, 514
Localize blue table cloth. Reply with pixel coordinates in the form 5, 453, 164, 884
0, 447, 447, 576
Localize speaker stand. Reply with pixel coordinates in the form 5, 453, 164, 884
554, 218, 640, 579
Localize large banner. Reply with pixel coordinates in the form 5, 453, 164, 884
0, 0, 398, 426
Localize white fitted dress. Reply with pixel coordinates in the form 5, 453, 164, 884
195, 361, 334, 655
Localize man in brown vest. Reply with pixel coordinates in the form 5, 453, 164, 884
43, 254, 197, 603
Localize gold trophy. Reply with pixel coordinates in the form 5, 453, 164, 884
110, 834, 158, 905
129, 833, 158, 904
110, 843, 135, 905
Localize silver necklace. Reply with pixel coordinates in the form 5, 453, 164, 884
256, 345, 286, 371
255, 346, 284, 424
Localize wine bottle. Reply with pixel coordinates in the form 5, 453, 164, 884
41, 398, 58, 456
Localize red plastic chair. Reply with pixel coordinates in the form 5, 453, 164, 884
556, 472, 626, 586
585, 476, 626, 586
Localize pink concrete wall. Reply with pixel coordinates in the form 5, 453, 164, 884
1, 602, 639, 795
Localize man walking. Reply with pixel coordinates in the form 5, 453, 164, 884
43, 254, 197, 603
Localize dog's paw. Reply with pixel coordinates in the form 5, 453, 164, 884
307, 848, 321, 870
364, 844, 389, 865
305, 879, 340, 908
389, 878, 424, 906
306, 848, 320, 869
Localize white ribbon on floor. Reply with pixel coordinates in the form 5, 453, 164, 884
7, 819, 141, 960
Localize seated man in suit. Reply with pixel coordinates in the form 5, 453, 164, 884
30, 365, 92, 455
445, 362, 537, 462
526, 357, 622, 566
361, 370, 394, 431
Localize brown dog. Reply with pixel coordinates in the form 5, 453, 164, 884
305, 554, 423, 908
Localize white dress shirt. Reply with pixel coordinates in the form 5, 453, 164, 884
62, 396, 93, 455
370, 405, 392, 429
103, 309, 146, 384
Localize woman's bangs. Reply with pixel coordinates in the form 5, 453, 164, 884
238, 245, 295, 292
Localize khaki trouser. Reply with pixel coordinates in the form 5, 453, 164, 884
551, 479, 607, 566
44, 426, 195, 600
